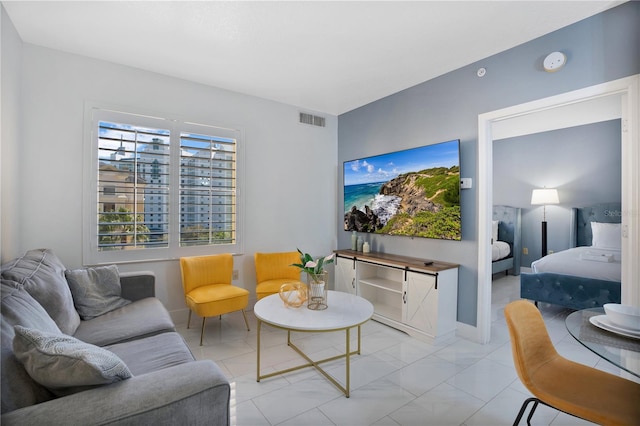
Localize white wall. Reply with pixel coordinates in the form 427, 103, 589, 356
1, 6, 23, 262
1, 22, 338, 317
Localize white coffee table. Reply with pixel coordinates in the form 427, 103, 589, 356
254, 290, 373, 397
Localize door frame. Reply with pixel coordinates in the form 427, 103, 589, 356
476, 75, 639, 344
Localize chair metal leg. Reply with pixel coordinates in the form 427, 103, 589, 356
514, 397, 562, 426
513, 397, 539, 426
526, 399, 540, 426
241, 309, 250, 331
187, 310, 192, 329
200, 317, 206, 346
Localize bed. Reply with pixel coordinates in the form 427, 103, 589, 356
520, 203, 622, 310
492, 205, 521, 276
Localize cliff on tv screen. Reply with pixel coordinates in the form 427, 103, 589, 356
343, 139, 461, 241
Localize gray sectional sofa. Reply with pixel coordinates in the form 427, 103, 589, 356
1, 249, 230, 425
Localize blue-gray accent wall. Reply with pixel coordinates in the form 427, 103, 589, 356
494, 120, 621, 266
337, 2, 639, 326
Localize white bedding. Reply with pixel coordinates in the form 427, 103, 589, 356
531, 246, 621, 282
492, 241, 511, 261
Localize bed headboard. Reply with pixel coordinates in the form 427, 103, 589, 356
492, 205, 521, 267
571, 203, 622, 247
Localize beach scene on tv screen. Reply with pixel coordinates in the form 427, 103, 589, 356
344, 140, 461, 240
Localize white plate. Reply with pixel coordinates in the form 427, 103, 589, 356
589, 315, 640, 339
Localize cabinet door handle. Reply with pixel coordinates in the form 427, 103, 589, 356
403, 291, 407, 304
351, 278, 355, 289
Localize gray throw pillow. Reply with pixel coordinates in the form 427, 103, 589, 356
1, 249, 81, 335
1, 282, 61, 411
65, 265, 131, 320
13, 325, 132, 396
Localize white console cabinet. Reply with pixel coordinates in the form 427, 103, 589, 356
334, 250, 458, 342
335, 255, 357, 295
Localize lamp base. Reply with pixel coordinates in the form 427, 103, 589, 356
541, 221, 548, 258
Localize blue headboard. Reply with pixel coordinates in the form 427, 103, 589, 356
571, 203, 622, 247
492, 205, 521, 274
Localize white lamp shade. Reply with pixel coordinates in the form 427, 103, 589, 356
531, 188, 559, 205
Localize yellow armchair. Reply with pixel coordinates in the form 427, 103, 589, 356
254, 251, 303, 300
505, 300, 640, 425
180, 253, 250, 346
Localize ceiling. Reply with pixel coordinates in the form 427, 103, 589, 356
2, 1, 623, 115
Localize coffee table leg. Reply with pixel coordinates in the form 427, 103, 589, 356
346, 327, 351, 398
255, 322, 364, 398
256, 319, 261, 382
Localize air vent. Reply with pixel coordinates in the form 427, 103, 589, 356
299, 112, 326, 127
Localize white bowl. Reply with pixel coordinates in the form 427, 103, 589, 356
603, 303, 640, 331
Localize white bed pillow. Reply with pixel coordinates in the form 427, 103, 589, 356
492, 220, 499, 244
591, 222, 621, 249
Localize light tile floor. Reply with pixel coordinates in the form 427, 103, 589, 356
177, 274, 637, 426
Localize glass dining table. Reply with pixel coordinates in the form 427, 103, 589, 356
565, 308, 640, 378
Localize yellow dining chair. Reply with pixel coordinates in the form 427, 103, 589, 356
180, 254, 250, 346
254, 251, 303, 301
504, 300, 640, 425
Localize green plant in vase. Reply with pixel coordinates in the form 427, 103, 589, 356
292, 249, 334, 310
292, 249, 335, 283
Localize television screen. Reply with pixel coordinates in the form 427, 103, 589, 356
343, 139, 461, 240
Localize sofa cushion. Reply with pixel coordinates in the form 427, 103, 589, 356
65, 265, 131, 320
73, 297, 176, 346
1, 249, 80, 335
106, 332, 195, 375
1, 282, 59, 413
13, 326, 132, 397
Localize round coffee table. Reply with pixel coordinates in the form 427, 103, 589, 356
254, 290, 373, 397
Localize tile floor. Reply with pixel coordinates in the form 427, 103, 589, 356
177, 273, 636, 426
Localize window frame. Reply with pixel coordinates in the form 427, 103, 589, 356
83, 103, 244, 265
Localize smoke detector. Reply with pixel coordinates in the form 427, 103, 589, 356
543, 51, 566, 72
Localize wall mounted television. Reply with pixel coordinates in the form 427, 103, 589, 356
343, 139, 461, 240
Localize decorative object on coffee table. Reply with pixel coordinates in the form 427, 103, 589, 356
292, 249, 334, 310
278, 282, 307, 308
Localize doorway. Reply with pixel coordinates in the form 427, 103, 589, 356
476, 75, 639, 344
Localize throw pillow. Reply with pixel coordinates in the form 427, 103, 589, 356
1, 282, 61, 411
591, 222, 621, 250
13, 325, 132, 396
65, 265, 131, 320
492, 220, 499, 244
1, 249, 81, 335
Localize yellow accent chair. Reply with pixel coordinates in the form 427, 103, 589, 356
254, 251, 303, 301
180, 254, 250, 346
504, 300, 640, 425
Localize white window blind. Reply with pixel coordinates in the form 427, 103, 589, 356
179, 132, 236, 246
84, 106, 243, 265
97, 121, 170, 251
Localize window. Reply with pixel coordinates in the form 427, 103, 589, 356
84, 107, 243, 265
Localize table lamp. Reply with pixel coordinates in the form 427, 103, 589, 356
531, 188, 559, 258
